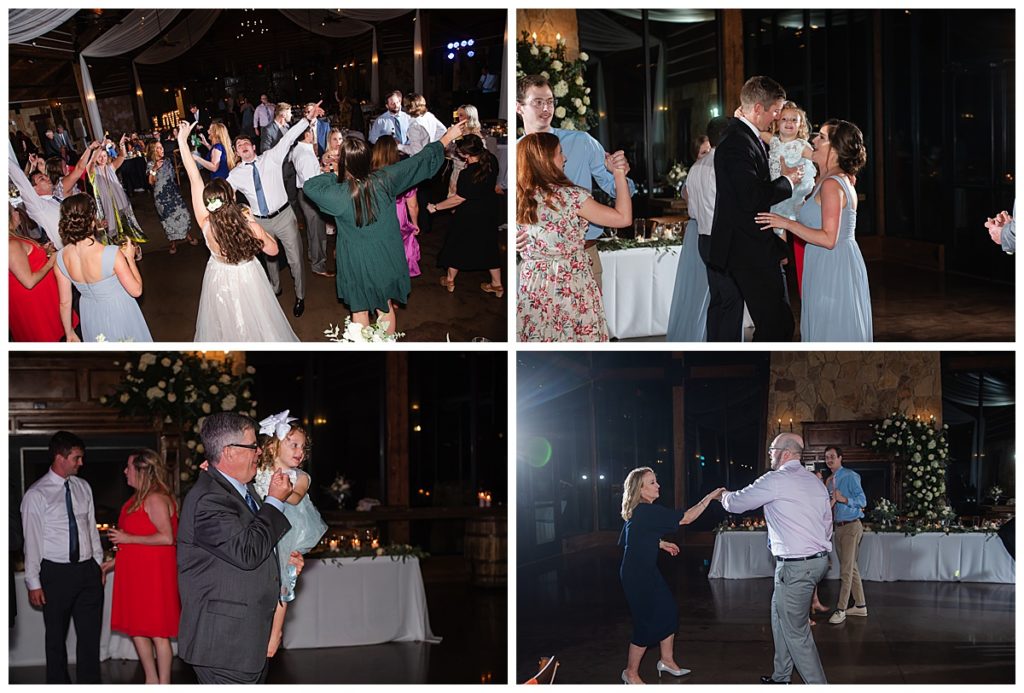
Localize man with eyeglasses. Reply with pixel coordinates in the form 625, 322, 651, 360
177, 412, 304, 683
516, 74, 636, 300
718, 432, 832, 684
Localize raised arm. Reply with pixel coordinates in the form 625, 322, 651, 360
64, 143, 98, 196
680, 487, 727, 525
588, 139, 637, 199
177, 121, 210, 227
264, 103, 319, 167
111, 134, 128, 171
579, 157, 632, 229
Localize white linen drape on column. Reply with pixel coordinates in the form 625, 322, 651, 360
8, 9, 78, 44
132, 62, 148, 127
413, 10, 423, 94
78, 54, 104, 142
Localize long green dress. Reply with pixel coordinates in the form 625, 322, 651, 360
303, 141, 445, 313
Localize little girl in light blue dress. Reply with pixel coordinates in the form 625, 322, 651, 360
254, 410, 328, 657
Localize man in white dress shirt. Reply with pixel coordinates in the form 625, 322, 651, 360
21, 431, 104, 684
8, 157, 62, 249
368, 90, 412, 145
227, 102, 321, 318
291, 126, 333, 278
719, 432, 832, 684
253, 94, 276, 141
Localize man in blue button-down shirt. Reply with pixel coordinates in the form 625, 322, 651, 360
516, 74, 636, 296
824, 445, 868, 624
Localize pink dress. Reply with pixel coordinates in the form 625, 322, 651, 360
397, 188, 421, 277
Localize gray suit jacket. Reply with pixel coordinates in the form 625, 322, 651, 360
177, 468, 291, 675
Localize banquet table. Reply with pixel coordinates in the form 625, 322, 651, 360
599, 244, 681, 339
10, 557, 437, 666
709, 530, 1014, 583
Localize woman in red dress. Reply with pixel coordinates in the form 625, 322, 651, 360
8, 207, 77, 341
103, 449, 179, 684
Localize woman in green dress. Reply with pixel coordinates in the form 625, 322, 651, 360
303, 120, 466, 335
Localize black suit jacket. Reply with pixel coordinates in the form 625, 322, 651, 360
708, 118, 794, 270
177, 468, 291, 675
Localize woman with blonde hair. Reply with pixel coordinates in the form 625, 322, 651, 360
253, 412, 327, 656
85, 134, 148, 246
516, 132, 632, 341
103, 449, 180, 684
193, 122, 236, 180
618, 466, 724, 684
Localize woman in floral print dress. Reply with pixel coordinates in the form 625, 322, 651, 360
516, 132, 632, 341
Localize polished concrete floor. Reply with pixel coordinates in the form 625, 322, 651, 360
517, 544, 1014, 684
66, 186, 508, 343
9, 561, 506, 684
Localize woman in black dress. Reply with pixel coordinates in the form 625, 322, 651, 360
619, 466, 724, 684
428, 134, 504, 297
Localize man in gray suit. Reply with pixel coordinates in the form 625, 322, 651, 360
177, 412, 299, 684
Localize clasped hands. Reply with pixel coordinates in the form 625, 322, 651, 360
604, 150, 630, 176
985, 210, 1012, 244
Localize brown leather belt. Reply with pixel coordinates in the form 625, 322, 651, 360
834, 519, 862, 527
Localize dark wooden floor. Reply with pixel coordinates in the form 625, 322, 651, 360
9, 567, 506, 685
67, 186, 507, 343
517, 544, 1014, 684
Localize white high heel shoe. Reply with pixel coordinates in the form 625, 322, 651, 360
656, 660, 691, 678
621, 669, 642, 684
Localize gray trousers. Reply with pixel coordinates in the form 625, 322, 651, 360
193, 662, 268, 684
257, 205, 305, 299
298, 188, 328, 273
771, 555, 828, 684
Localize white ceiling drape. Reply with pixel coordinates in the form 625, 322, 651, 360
8, 9, 79, 44
81, 9, 181, 58
134, 10, 221, 64
278, 9, 411, 39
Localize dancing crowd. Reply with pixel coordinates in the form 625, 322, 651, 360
514, 74, 874, 342
10, 88, 505, 342
19, 411, 327, 684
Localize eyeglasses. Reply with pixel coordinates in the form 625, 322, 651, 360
226, 442, 260, 451
524, 98, 555, 110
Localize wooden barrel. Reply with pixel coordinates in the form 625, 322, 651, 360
465, 516, 507, 587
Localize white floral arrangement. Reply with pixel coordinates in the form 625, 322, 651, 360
516, 32, 596, 132
324, 316, 404, 343
866, 412, 950, 521
988, 485, 1004, 501
205, 197, 224, 213
869, 497, 899, 526
101, 352, 258, 485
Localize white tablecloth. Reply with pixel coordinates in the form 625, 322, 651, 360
599, 245, 681, 339
709, 530, 1015, 583
283, 557, 439, 649
10, 557, 437, 667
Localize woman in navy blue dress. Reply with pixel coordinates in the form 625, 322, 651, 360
619, 467, 724, 684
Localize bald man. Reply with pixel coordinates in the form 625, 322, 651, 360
718, 433, 832, 684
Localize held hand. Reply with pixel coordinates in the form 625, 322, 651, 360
107, 528, 129, 545
288, 550, 305, 576
177, 120, 197, 145
120, 239, 136, 259
659, 540, 680, 557
268, 470, 294, 501
28, 588, 46, 607
754, 212, 788, 231
781, 157, 804, 185
66, 332, 81, 343
832, 489, 848, 504
516, 229, 529, 254
427, 203, 437, 214
440, 120, 468, 147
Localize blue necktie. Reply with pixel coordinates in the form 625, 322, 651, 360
393, 115, 404, 144
65, 480, 79, 563
245, 491, 259, 515
249, 162, 270, 216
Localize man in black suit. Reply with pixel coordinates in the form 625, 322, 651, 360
177, 412, 301, 684
705, 76, 804, 341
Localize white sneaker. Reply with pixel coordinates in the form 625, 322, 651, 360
828, 610, 847, 624
845, 605, 868, 617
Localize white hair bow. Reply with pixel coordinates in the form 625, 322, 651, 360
259, 410, 297, 440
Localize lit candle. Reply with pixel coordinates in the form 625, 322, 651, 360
556, 33, 561, 41
789, 418, 793, 432
329, 539, 339, 551
371, 539, 380, 549
478, 491, 486, 508
485, 493, 492, 508
352, 538, 361, 549
532, 32, 537, 44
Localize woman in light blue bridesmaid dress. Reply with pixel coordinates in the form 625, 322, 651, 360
755, 119, 872, 342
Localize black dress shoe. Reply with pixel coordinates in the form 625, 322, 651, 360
760, 676, 789, 684
293, 299, 305, 317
